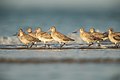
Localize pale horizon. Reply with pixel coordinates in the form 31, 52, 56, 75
0, 0, 120, 11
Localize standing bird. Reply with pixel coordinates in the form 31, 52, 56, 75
27, 27, 37, 38
17, 28, 40, 48
26, 27, 41, 46
79, 28, 98, 47
35, 27, 53, 47
48, 26, 74, 48
89, 28, 108, 46
108, 28, 120, 48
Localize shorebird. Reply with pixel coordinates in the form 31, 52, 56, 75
48, 26, 75, 48
27, 27, 37, 38
89, 28, 108, 46
26, 27, 41, 46
17, 28, 40, 48
35, 27, 53, 47
79, 28, 99, 46
108, 28, 120, 48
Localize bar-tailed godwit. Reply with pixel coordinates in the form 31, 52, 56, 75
48, 26, 74, 48
108, 28, 120, 47
18, 28, 40, 48
35, 27, 53, 47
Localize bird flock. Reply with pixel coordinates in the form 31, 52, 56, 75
17, 26, 120, 48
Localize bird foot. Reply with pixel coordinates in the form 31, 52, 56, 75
88, 43, 93, 47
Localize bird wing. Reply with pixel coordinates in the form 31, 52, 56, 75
84, 32, 96, 40
116, 32, 120, 35
55, 31, 74, 41
93, 33, 106, 41
103, 32, 108, 37
29, 33, 36, 38
24, 34, 40, 42
93, 32, 105, 38
113, 35, 120, 41
37, 32, 46, 37
41, 32, 53, 39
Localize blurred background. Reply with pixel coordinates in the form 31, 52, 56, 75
0, 1, 120, 80
0, 0, 120, 36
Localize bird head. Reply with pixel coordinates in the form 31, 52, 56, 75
27, 27, 32, 33
80, 28, 85, 33
48, 26, 56, 32
108, 28, 113, 34
90, 28, 95, 33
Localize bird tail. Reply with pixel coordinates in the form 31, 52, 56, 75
69, 38, 75, 41
63, 37, 75, 41
34, 38, 41, 42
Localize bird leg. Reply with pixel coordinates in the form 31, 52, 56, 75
41, 44, 47, 48
97, 43, 101, 47
88, 43, 93, 47
44, 43, 50, 48
29, 42, 34, 48
34, 42, 37, 47
34, 44, 37, 47
60, 43, 65, 48
47, 44, 50, 48
96, 41, 101, 47
26, 45, 29, 48
115, 44, 119, 48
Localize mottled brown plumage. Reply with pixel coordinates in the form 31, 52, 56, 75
89, 28, 108, 46
49, 26, 74, 47
80, 28, 99, 46
90, 28, 108, 41
18, 28, 40, 48
35, 27, 53, 47
27, 27, 38, 39
108, 28, 120, 47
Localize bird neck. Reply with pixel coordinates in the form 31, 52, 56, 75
80, 30, 84, 33
19, 31, 24, 36
52, 29, 56, 33
28, 31, 32, 33
109, 30, 113, 35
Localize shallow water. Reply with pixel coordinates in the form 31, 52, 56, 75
0, 49, 120, 59
0, 48, 120, 80
0, 63, 120, 80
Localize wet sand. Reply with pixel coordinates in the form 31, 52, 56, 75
0, 58, 120, 63
0, 44, 120, 80
0, 43, 120, 50
0, 44, 120, 63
